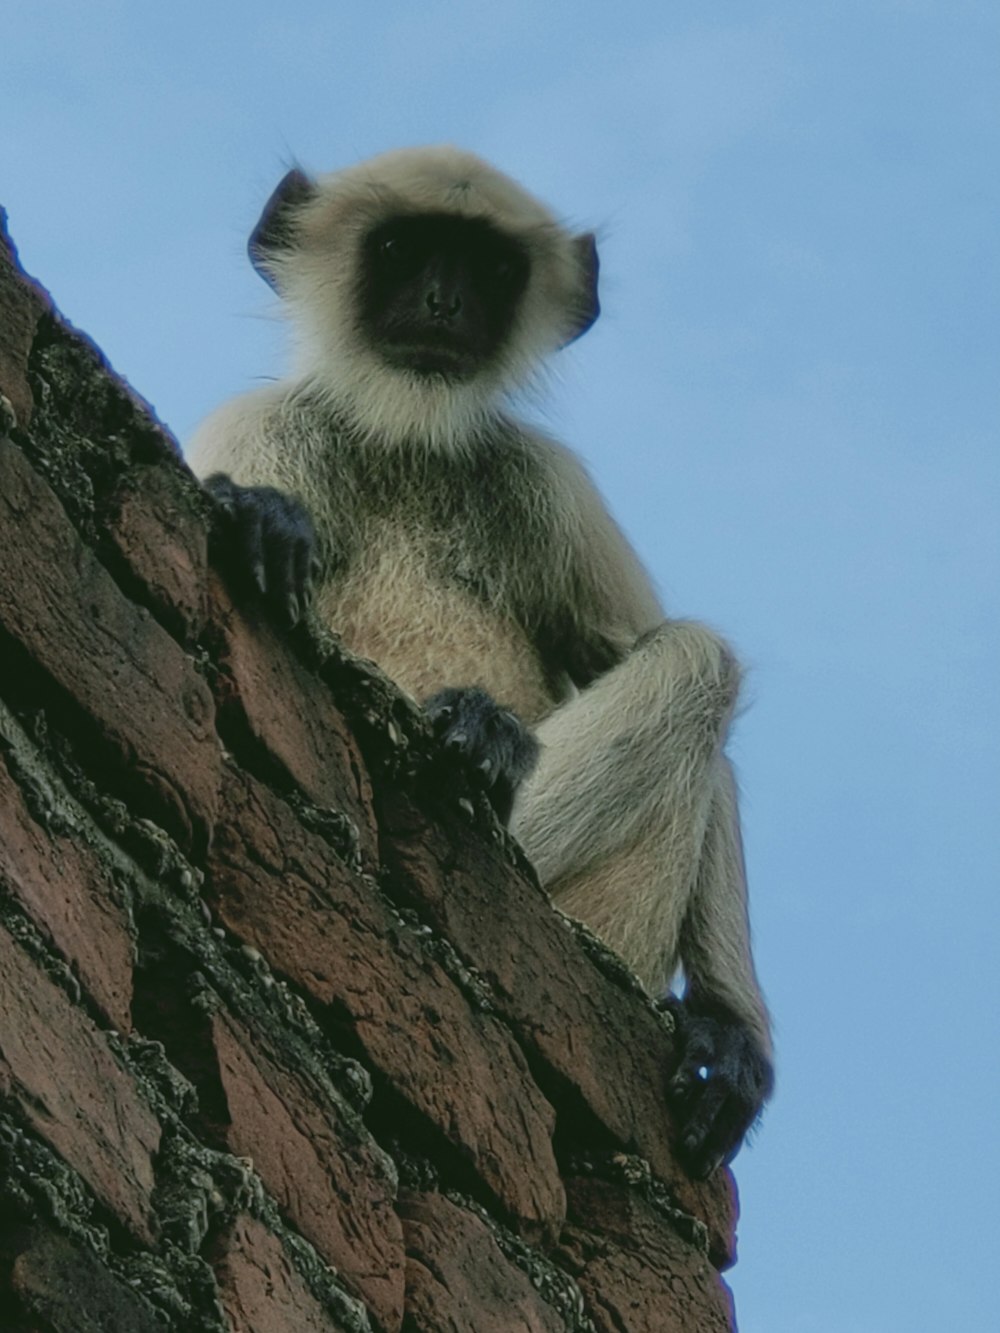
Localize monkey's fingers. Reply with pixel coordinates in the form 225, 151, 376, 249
667, 1009, 717, 1105
234, 500, 267, 595
204, 474, 318, 625
260, 503, 316, 625
668, 1007, 772, 1177
427, 689, 536, 780
673, 1076, 732, 1179
482, 706, 539, 784
425, 688, 462, 733
264, 528, 303, 625
203, 471, 244, 517
694, 1087, 763, 1180
424, 687, 538, 822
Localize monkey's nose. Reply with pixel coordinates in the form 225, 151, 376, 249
426, 289, 462, 319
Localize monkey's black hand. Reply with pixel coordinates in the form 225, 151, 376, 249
424, 687, 539, 823
204, 472, 319, 627
663, 997, 773, 1179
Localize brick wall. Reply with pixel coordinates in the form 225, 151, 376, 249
0, 208, 740, 1332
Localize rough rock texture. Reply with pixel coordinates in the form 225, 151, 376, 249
0, 206, 743, 1331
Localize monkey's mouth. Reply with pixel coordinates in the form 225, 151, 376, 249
382, 339, 477, 379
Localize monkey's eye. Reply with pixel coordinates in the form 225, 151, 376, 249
490, 250, 527, 286
379, 236, 409, 263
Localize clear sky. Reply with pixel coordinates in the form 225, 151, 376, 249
5, 4, 998, 1329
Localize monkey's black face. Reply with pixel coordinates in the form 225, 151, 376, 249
357, 213, 531, 379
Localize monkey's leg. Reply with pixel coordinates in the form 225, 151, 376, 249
511, 621, 739, 992
510, 621, 772, 1172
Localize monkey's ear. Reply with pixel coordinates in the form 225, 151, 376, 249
562, 232, 601, 345
248, 168, 318, 289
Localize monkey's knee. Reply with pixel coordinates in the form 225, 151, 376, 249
638, 620, 742, 720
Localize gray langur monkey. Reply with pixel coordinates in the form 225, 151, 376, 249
189, 145, 773, 1176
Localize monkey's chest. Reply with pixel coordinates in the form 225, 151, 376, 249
316, 524, 555, 723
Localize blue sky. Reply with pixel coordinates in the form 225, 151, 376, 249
5, 4, 999, 1328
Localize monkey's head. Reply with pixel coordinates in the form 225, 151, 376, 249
249, 146, 599, 446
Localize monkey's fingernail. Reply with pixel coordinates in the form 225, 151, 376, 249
287, 594, 300, 625
252, 562, 268, 594
478, 759, 494, 777
693, 1152, 723, 1179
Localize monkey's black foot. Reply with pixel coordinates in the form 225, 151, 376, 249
204, 472, 320, 627
424, 686, 539, 823
663, 997, 773, 1179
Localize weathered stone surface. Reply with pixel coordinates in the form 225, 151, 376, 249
206, 767, 565, 1241
377, 789, 736, 1265
206, 572, 378, 870
206, 1009, 404, 1332
102, 461, 210, 643
0, 210, 50, 426
211, 1214, 360, 1333
556, 1176, 735, 1333
0, 438, 220, 853
691, 1170, 738, 1272
0, 924, 159, 1242
0, 750, 133, 1031
3, 1228, 163, 1333
399, 1193, 566, 1333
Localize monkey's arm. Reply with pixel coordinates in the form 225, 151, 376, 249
526, 436, 665, 683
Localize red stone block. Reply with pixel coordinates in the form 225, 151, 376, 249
0, 924, 160, 1243
211, 1214, 360, 1333
399, 1193, 565, 1333
206, 1010, 404, 1333
102, 463, 210, 643
5, 1228, 163, 1332
556, 1176, 736, 1333
0, 211, 51, 427
0, 752, 133, 1031
205, 572, 378, 870
206, 767, 565, 1241
0, 439, 220, 854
